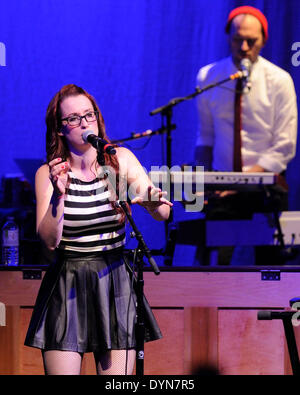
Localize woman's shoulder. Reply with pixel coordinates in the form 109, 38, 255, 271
115, 146, 135, 164
35, 163, 49, 179
115, 146, 131, 158
34, 163, 53, 196
115, 146, 143, 177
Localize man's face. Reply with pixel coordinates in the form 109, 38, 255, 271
229, 14, 265, 67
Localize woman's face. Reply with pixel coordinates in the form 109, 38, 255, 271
59, 94, 99, 150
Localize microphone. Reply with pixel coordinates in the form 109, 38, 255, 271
240, 58, 252, 91
82, 130, 116, 155
229, 59, 252, 84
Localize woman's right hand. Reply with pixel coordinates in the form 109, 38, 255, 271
48, 158, 70, 196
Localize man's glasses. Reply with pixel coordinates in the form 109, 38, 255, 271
61, 111, 99, 127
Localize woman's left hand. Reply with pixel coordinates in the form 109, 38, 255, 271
131, 185, 173, 213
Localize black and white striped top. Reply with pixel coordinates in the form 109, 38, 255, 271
59, 171, 126, 253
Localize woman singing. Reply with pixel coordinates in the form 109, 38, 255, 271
24, 84, 172, 375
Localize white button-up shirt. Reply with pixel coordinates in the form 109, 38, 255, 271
195, 56, 298, 173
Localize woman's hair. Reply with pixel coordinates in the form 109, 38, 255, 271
45, 84, 128, 222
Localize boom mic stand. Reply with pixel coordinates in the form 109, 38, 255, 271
149, 71, 245, 265
117, 200, 160, 376
98, 155, 160, 376
257, 297, 300, 376
110, 125, 176, 145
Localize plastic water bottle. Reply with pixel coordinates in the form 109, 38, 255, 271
1, 216, 19, 266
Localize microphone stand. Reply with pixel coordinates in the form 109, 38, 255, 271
149, 73, 242, 264
99, 156, 160, 376
110, 125, 176, 145
257, 308, 300, 375
117, 200, 160, 376
149, 75, 240, 117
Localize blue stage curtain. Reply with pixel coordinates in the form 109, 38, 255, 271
0, 0, 299, 265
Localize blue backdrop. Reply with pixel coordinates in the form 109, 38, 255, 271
0, 0, 299, 266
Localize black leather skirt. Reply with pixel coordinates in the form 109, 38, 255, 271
24, 248, 162, 353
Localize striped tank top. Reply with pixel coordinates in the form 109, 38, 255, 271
59, 170, 126, 253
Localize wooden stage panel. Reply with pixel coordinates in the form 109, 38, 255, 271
218, 309, 285, 375
1, 270, 300, 308
19, 308, 44, 375
143, 271, 300, 308
144, 308, 185, 375
0, 305, 187, 375
0, 306, 21, 374
1, 269, 300, 375
73, 308, 186, 375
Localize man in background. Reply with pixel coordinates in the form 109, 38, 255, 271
194, 6, 298, 265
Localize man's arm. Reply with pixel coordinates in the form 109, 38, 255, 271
257, 73, 298, 173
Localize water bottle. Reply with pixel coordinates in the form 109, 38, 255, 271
1, 216, 19, 266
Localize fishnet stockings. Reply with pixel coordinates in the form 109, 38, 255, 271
94, 349, 136, 375
42, 349, 136, 375
42, 350, 83, 375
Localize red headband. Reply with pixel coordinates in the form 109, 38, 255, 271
225, 6, 268, 41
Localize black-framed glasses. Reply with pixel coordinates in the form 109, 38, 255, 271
61, 111, 99, 127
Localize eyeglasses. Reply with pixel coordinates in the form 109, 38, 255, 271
61, 111, 99, 127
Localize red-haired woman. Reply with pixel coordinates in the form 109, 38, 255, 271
25, 84, 172, 375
